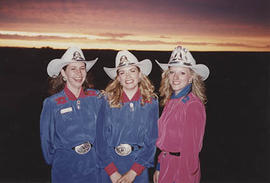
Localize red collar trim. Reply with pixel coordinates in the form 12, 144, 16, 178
121, 89, 141, 103
64, 85, 86, 101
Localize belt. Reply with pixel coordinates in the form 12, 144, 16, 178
72, 142, 92, 155
114, 144, 142, 156
163, 151, 181, 157
169, 152, 181, 156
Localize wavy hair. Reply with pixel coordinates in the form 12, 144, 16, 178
104, 67, 157, 108
159, 68, 207, 106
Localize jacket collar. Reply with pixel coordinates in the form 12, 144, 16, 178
64, 85, 86, 101
121, 88, 141, 103
170, 83, 192, 99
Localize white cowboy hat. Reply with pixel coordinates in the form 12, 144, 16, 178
47, 46, 98, 77
155, 46, 210, 80
103, 50, 152, 79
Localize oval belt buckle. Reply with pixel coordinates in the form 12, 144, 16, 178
115, 144, 132, 156
74, 142, 91, 155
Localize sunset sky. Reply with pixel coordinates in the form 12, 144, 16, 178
0, 0, 269, 51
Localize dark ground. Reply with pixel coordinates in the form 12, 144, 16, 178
0, 47, 269, 182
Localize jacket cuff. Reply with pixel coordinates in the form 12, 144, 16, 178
131, 162, 145, 175
104, 162, 118, 176
156, 162, 160, 171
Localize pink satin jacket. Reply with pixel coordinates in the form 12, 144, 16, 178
156, 90, 206, 183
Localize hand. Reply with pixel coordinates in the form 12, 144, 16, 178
153, 170, 160, 183
110, 171, 122, 183
117, 170, 137, 183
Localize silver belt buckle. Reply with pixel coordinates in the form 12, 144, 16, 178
74, 142, 91, 155
115, 144, 132, 156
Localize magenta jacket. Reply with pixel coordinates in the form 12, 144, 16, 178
156, 84, 206, 183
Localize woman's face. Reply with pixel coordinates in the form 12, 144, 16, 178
168, 66, 192, 95
61, 62, 86, 91
117, 65, 140, 92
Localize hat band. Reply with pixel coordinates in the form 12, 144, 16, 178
117, 62, 136, 68
169, 60, 192, 66
72, 58, 86, 62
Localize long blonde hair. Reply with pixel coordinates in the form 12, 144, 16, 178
159, 68, 207, 106
104, 67, 157, 108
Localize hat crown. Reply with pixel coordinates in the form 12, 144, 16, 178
61, 46, 86, 62
115, 50, 138, 68
47, 46, 98, 77
169, 46, 195, 66
104, 50, 152, 79
155, 45, 210, 81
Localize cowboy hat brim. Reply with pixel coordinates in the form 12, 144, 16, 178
155, 60, 209, 81
104, 59, 152, 79
47, 58, 98, 77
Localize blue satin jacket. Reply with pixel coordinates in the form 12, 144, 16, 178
40, 86, 101, 183
96, 90, 159, 182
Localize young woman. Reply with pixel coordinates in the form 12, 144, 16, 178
96, 50, 158, 183
153, 46, 210, 183
40, 46, 100, 183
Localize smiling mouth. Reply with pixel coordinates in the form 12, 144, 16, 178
125, 79, 134, 84
74, 78, 83, 82
172, 81, 181, 85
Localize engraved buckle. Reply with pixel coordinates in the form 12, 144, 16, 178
115, 144, 132, 156
74, 142, 91, 155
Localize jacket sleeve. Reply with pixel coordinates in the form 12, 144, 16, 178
182, 101, 206, 175
133, 99, 159, 169
40, 98, 55, 165
95, 98, 116, 171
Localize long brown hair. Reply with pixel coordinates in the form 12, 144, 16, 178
104, 67, 157, 108
159, 68, 207, 106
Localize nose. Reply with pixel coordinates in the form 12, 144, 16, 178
173, 73, 179, 80
75, 69, 82, 76
125, 71, 131, 77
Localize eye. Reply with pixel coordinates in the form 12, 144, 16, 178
130, 68, 136, 72
180, 71, 186, 75
169, 71, 175, 74
118, 71, 124, 75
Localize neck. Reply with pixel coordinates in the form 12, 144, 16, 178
123, 86, 138, 100
171, 83, 192, 99
67, 85, 82, 98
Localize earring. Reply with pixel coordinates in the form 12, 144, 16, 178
63, 77, 67, 81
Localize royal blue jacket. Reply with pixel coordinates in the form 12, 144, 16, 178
40, 86, 101, 183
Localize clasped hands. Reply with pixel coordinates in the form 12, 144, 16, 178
110, 170, 137, 183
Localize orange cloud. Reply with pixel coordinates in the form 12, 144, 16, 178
1, 30, 269, 51
0, 1, 269, 51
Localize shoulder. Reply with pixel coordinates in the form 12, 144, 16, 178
85, 88, 100, 97
188, 93, 203, 103
43, 90, 66, 105
151, 97, 159, 105
144, 96, 158, 103
186, 93, 205, 111
144, 97, 159, 109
